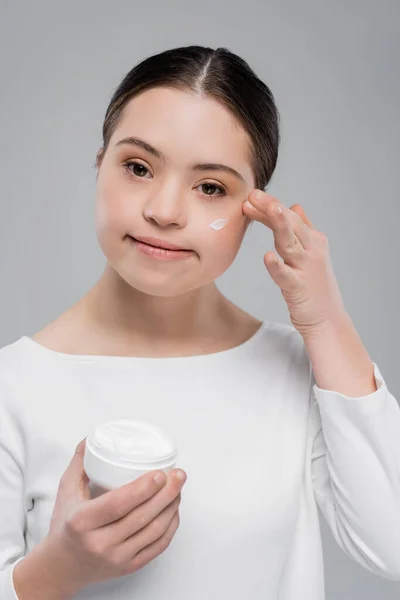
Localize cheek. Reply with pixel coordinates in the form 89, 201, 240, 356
95, 177, 132, 238
204, 209, 247, 264
94, 194, 132, 266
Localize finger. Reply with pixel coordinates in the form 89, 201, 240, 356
290, 204, 314, 228
124, 511, 180, 574
260, 199, 314, 251
100, 473, 184, 545
271, 204, 302, 255
263, 250, 294, 285
245, 193, 307, 256
242, 202, 270, 226
118, 492, 181, 551
243, 193, 294, 241
285, 206, 314, 250
246, 192, 313, 232
74, 469, 168, 530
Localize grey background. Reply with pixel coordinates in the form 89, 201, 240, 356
0, 0, 399, 597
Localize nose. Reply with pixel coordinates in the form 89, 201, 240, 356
142, 183, 187, 229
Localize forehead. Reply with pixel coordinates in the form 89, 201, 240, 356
110, 87, 254, 176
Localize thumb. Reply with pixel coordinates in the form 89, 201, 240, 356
50, 439, 91, 534
64, 437, 91, 501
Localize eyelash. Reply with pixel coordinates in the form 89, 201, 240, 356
122, 160, 227, 199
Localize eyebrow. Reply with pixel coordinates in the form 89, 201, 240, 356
115, 136, 247, 185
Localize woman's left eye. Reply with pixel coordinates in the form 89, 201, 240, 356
123, 161, 226, 198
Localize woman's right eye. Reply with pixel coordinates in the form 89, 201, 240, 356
124, 161, 150, 178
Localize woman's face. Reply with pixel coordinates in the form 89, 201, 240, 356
95, 86, 256, 297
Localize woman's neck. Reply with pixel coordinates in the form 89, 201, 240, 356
32, 265, 261, 358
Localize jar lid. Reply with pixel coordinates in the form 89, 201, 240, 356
86, 419, 177, 468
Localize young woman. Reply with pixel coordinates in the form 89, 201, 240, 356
0, 45, 399, 600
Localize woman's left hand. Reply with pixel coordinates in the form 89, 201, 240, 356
242, 189, 347, 337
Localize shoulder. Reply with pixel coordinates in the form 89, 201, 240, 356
257, 320, 312, 391
244, 320, 311, 381
259, 320, 308, 356
0, 336, 31, 380
0, 337, 31, 430
0, 335, 60, 405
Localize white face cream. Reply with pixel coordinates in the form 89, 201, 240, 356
84, 419, 178, 496
209, 218, 228, 230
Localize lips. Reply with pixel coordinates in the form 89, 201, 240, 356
130, 235, 189, 251
127, 236, 195, 261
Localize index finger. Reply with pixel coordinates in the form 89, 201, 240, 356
242, 200, 273, 226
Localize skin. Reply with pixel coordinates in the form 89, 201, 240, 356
32, 85, 334, 357
33, 86, 263, 356
95, 86, 255, 299
242, 190, 346, 335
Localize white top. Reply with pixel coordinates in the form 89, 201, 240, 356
1, 321, 400, 600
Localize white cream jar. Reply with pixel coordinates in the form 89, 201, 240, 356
84, 419, 178, 497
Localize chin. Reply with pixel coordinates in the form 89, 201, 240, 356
117, 269, 203, 298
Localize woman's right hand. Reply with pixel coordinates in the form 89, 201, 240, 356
14, 438, 187, 599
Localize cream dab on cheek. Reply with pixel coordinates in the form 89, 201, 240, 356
209, 218, 228, 231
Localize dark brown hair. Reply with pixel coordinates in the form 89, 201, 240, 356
97, 45, 281, 191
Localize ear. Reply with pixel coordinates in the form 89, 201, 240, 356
96, 147, 105, 169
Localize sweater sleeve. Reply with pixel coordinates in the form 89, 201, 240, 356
0, 375, 27, 600
309, 361, 400, 581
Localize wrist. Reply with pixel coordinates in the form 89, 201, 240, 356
13, 536, 82, 600
300, 310, 351, 342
